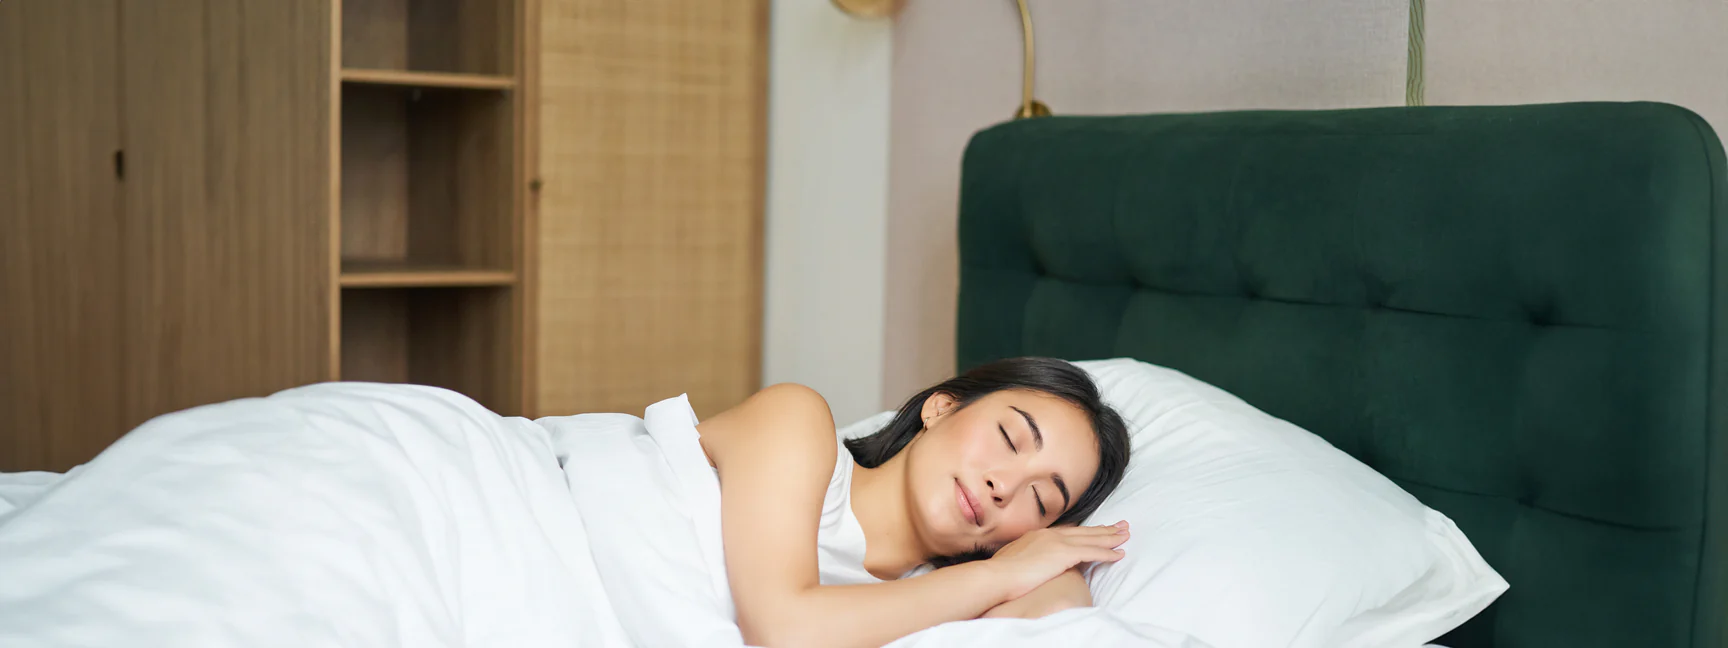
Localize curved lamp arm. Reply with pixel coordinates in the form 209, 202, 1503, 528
831, 0, 1050, 119
1013, 0, 1051, 119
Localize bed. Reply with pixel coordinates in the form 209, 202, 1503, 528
954, 101, 1728, 647
1, 102, 1721, 648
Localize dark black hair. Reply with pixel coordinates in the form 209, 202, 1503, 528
843, 356, 1131, 568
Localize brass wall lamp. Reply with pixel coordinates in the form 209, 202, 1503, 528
830, 0, 901, 19
831, 0, 1052, 120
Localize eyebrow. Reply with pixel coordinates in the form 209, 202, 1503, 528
1011, 406, 1043, 450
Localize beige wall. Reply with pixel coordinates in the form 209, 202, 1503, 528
883, 0, 1410, 405
762, 0, 893, 424
1425, 1, 1728, 131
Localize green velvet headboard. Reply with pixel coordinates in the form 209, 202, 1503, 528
955, 102, 1727, 647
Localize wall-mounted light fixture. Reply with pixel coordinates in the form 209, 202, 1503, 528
1011, 0, 1050, 119
830, 0, 901, 19
832, 0, 1051, 120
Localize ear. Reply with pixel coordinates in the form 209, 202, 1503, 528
920, 391, 957, 426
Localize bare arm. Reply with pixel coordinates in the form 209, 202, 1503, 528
698, 384, 1124, 648
980, 568, 1092, 619
699, 384, 1014, 648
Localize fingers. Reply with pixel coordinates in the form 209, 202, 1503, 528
1088, 547, 1127, 563
1066, 530, 1130, 549
1059, 520, 1131, 536
1069, 545, 1125, 565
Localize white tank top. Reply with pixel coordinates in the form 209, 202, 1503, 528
703, 431, 883, 585
816, 444, 883, 585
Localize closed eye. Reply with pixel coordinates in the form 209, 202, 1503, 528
998, 424, 1017, 453
1033, 486, 1047, 518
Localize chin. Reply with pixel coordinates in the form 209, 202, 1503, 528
915, 498, 971, 551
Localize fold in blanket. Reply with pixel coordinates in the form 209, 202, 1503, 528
0, 383, 620, 647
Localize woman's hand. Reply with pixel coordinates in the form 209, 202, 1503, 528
979, 567, 1094, 619
985, 520, 1129, 600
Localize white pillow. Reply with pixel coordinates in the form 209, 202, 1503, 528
840, 358, 1506, 648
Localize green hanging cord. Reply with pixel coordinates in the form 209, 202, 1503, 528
1406, 0, 1426, 106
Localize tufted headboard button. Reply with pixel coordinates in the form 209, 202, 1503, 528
1361, 274, 1391, 310
1240, 277, 1265, 300
1525, 299, 1556, 328
1515, 480, 1537, 509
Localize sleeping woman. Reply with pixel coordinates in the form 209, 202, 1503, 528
697, 356, 1132, 648
0, 356, 1128, 647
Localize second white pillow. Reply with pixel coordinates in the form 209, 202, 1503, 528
837, 358, 1506, 648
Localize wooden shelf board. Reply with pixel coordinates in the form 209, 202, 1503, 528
340, 264, 516, 288
340, 68, 515, 90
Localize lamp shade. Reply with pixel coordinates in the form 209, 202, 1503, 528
830, 0, 901, 18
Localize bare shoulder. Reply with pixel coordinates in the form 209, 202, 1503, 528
745, 383, 834, 418
710, 383, 835, 431
697, 383, 838, 469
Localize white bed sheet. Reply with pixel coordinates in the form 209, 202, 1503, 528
0, 383, 1206, 648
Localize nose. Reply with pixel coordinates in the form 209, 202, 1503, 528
983, 474, 1018, 506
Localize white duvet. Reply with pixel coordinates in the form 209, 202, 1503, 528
0, 383, 1205, 648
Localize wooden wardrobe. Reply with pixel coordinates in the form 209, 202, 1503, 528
0, 0, 765, 473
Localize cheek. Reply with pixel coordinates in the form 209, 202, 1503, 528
994, 511, 1044, 543
951, 424, 1003, 462
923, 423, 995, 469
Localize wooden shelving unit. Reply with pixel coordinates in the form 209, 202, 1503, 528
334, 0, 525, 413
2, 0, 771, 472
341, 68, 516, 90
340, 263, 516, 288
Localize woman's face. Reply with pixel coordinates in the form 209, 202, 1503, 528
903, 389, 1101, 558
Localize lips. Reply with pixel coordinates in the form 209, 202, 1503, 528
955, 479, 982, 526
